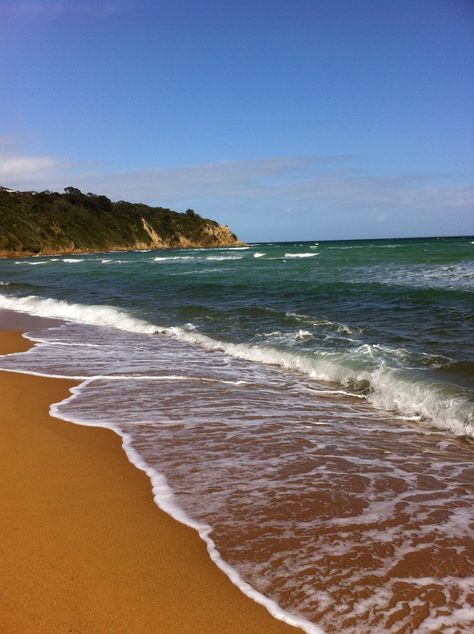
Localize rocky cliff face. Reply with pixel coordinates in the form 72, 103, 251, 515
0, 188, 244, 257
136, 217, 243, 250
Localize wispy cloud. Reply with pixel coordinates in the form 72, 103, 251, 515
0, 137, 65, 183
72, 157, 473, 217
2, 148, 473, 236
0, 155, 61, 181
80, 156, 354, 202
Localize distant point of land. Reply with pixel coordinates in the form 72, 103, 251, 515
0, 186, 243, 257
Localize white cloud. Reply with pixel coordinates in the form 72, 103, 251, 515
0, 155, 61, 182
0, 136, 71, 187
79, 156, 348, 201
78, 159, 473, 218
2, 150, 473, 226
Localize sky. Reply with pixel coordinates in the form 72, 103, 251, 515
1, 0, 473, 241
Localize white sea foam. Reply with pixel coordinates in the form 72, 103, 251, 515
296, 330, 313, 339
1, 307, 472, 632
40, 382, 322, 634
62, 258, 85, 263
154, 253, 243, 263
15, 260, 48, 265
253, 252, 265, 258
0, 293, 158, 335
153, 256, 194, 262
284, 253, 318, 258
283, 311, 362, 335
163, 329, 474, 438
0, 292, 472, 438
350, 261, 474, 292
205, 255, 243, 261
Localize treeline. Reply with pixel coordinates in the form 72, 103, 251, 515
0, 187, 241, 255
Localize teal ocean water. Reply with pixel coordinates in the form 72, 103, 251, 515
1, 236, 473, 632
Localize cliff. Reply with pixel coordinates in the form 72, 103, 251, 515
0, 187, 244, 257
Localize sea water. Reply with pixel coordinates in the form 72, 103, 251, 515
0, 236, 473, 632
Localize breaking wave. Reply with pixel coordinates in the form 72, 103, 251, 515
0, 292, 472, 438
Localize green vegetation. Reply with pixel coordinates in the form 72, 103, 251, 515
0, 187, 242, 256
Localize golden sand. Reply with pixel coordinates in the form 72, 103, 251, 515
0, 329, 296, 633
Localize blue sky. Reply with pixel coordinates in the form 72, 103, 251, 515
1, 0, 473, 241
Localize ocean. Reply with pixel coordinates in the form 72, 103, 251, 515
1, 236, 473, 633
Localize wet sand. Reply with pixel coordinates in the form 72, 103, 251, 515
0, 327, 297, 634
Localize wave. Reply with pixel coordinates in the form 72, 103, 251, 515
284, 253, 318, 258
283, 311, 361, 335
153, 255, 243, 263
153, 256, 195, 262
253, 253, 265, 258
296, 330, 313, 340
15, 261, 49, 266
363, 262, 474, 292
205, 255, 243, 261
0, 293, 158, 335
0, 292, 472, 438
62, 258, 85, 263
166, 328, 473, 438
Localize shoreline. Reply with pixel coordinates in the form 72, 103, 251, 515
0, 323, 297, 633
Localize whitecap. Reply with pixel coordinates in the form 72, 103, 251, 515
153, 256, 194, 262
205, 256, 243, 261
0, 293, 158, 335
0, 292, 472, 438
296, 330, 313, 340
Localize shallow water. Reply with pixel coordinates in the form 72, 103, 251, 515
1, 236, 473, 632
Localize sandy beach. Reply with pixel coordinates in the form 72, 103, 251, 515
0, 324, 296, 633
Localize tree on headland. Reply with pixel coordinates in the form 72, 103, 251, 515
185, 208, 201, 218
0, 186, 243, 255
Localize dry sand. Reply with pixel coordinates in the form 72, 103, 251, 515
0, 327, 297, 633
